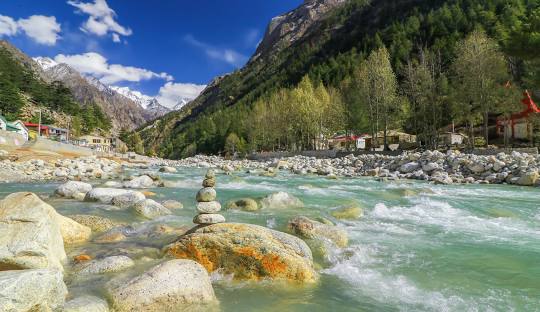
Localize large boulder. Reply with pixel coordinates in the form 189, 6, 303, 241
260, 192, 304, 209
107, 260, 217, 312
64, 295, 109, 312
159, 166, 177, 173
165, 223, 317, 283
226, 198, 259, 212
56, 213, 92, 244
123, 175, 154, 189
56, 181, 93, 199
399, 162, 420, 173
0, 193, 66, 270
516, 171, 539, 186
68, 214, 116, 232
111, 191, 146, 209
330, 205, 363, 220
288, 216, 348, 247
85, 188, 133, 204
132, 199, 171, 219
75, 256, 134, 275
162, 200, 183, 210
0, 269, 67, 311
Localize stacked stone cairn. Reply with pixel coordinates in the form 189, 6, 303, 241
194, 169, 226, 225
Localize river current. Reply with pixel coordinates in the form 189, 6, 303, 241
1, 168, 539, 312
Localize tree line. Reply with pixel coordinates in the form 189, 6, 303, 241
134, 0, 540, 158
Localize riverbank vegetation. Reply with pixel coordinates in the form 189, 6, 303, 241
134, 0, 540, 158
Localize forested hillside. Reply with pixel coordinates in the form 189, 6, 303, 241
135, 0, 540, 158
0, 41, 111, 135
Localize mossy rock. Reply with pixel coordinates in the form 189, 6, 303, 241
226, 198, 259, 212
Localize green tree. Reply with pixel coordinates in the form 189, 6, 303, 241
0, 79, 24, 120
452, 29, 510, 147
225, 132, 241, 155
366, 47, 399, 150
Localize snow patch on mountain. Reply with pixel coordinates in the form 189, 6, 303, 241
33, 56, 58, 70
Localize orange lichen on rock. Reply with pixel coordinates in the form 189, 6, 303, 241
73, 254, 92, 263
164, 223, 318, 283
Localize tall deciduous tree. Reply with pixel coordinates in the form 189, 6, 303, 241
452, 29, 510, 147
366, 47, 399, 150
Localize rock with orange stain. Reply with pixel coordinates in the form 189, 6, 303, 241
164, 223, 317, 283
73, 254, 92, 263
141, 191, 156, 197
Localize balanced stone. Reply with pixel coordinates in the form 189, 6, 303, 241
196, 201, 221, 214
202, 177, 216, 187
205, 169, 215, 179
193, 214, 225, 225
196, 187, 216, 202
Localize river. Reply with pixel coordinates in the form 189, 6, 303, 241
1, 167, 539, 311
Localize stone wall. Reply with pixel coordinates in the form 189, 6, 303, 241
248, 147, 538, 160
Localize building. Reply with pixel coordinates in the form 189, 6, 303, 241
48, 126, 69, 142
364, 131, 417, 151
24, 123, 49, 139
0, 115, 7, 131
78, 135, 112, 152
439, 132, 467, 146
7, 120, 29, 141
329, 134, 369, 150
496, 91, 540, 140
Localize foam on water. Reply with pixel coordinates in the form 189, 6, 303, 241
323, 245, 469, 311
370, 198, 540, 245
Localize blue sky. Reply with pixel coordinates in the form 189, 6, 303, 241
0, 0, 302, 107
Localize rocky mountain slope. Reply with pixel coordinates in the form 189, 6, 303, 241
34, 57, 150, 132
134, 0, 365, 156
251, 0, 347, 62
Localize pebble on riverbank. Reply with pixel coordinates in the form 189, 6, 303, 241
193, 170, 225, 225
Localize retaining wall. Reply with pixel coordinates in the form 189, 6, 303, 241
28, 138, 94, 156
0, 130, 27, 151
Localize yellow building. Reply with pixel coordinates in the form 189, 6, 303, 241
78, 135, 112, 152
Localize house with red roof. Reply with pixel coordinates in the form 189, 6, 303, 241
497, 91, 540, 140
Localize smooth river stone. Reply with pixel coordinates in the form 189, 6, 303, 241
193, 214, 225, 225
196, 201, 221, 214
205, 169, 215, 179
196, 187, 216, 202
202, 177, 216, 187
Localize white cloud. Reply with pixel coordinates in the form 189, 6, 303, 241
17, 15, 61, 46
156, 82, 206, 109
68, 0, 132, 42
0, 15, 18, 37
53, 52, 173, 84
0, 15, 61, 45
184, 34, 248, 67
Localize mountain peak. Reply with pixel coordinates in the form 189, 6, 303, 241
33, 57, 58, 70
252, 0, 347, 61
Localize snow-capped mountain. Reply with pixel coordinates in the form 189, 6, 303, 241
111, 86, 171, 120
33, 56, 198, 123
34, 56, 58, 70
110, 86, 154, 109
33, 57, 149, 131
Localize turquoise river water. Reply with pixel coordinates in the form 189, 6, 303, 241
1, 168, 539, 312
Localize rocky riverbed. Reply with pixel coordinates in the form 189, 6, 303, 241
171, 150, 540, 187
1, 149, 539, 187
0, 161, 539, 311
